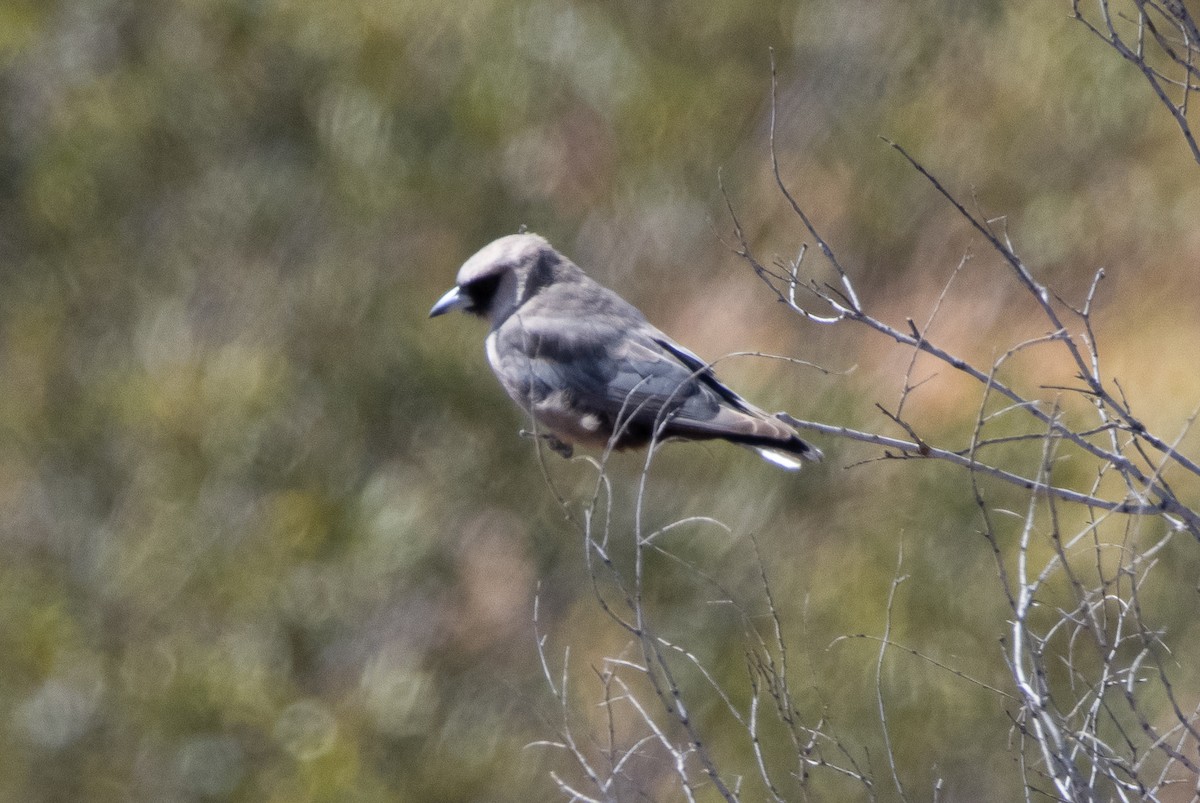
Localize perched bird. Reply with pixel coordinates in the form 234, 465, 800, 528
429, 233, 822, 470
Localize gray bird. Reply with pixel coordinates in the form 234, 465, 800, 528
429, 233, 822, 470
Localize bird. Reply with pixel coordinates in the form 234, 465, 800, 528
428, 233, 822, 470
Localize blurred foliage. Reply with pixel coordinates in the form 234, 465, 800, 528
1, 0, 1199, 800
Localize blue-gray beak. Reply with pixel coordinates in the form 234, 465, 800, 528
429, 286, 469, 318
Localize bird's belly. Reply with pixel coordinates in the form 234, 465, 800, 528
528, 391, 613, 447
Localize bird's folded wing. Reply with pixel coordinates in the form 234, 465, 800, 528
649, 335, 751, 410
500, 315, 747, 428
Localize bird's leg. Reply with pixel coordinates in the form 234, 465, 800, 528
518, 429, 574, 458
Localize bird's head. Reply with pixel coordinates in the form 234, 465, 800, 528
429, 233, 564, 327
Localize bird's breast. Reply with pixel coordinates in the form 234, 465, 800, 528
484, 331, 502, 372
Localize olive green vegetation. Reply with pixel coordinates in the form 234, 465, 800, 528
2, 0, 1199, 800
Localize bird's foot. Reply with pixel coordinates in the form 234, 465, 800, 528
519, 430, 574, 458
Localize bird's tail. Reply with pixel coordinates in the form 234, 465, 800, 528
752, 446, 806, 470
725, 408, 822, 471
665, 407, 822, 470
745, 433, 822, 471
750, 412, 823, 470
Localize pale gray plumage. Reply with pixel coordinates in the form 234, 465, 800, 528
429, 233, 822, 469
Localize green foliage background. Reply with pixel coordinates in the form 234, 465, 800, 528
2, 0, 1198, 800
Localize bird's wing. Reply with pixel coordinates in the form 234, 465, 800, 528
624, 331, 821, 463
495, 312, 774, 439
648, 335, 752, 410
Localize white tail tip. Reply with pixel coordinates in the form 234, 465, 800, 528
753, 447, 805, 471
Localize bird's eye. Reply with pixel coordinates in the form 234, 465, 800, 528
464, 274, 502, 314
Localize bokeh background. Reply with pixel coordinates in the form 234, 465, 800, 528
3, 0, 1200, 800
